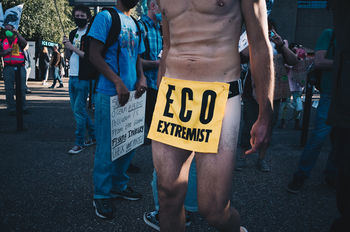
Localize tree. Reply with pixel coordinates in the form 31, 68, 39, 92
1, 0, 73, 43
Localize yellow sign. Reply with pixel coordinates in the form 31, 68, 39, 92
148, 77, 229, 153
11, 43, 20, 56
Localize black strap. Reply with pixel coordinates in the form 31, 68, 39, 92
69, 28, 78, 44
139, 19, 151, 60
228, 79, 243, 98
102, 8, 121, 56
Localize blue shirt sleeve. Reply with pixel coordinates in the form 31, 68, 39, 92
88, 10, 112, 44
138, 28, 145, 55
315, 29, 333, 51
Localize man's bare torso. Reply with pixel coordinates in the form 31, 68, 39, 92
160, 0, 242, 82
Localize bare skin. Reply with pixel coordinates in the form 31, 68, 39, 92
154, 0, 274, 231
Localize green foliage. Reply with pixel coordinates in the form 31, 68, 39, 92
131, 0, 147, 18
1, 0, 73, 43
0, 0, 149, 43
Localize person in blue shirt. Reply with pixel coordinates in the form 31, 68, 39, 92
88, 0, 147, 219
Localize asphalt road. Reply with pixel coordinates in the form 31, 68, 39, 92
0, 79, 338, 232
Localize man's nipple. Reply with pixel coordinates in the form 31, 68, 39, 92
217, 0, 225, 7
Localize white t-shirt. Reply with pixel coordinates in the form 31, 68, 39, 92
69, 28, 87, 77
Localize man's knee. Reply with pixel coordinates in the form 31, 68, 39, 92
157, 179, 187, 205
199, 199, 235, 227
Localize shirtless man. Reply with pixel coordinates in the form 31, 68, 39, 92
149, 0, 274, 231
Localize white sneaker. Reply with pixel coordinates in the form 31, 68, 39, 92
68, 145, 84, 154
241, 226, 248, 232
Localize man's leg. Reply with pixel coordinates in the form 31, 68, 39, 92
296, 94, 332, 177
55, 67, 63, 86
196, 96, 241, 232
3, 66, 16, 112
75, 79, 95, 146
93, 92, 114, 199
287, 94, 332, 193
19, 66, 27, 110
152, 141, 192, 232
151, 155, 198, 212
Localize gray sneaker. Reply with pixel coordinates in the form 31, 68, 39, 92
235, 157, 247, 171
143, 211, 160, 231
257, 159, 270, 172
143, 210, 192, 231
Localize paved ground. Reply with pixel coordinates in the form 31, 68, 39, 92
0, 79, 338, 232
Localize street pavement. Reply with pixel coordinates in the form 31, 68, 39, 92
0, 79, 338, 232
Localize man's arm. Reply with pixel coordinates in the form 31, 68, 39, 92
156, 0, 170, 87
241, 0, 274, 154
135, 55, 147, 98
63, 36, 85, 58
89, 38, 130, 106
315, 50, 333, 70
0, 46, 12, 57
314, 50, 333, 70
270, 31, 298, 66
15, 31, 27, 49
141, 58, 160, 70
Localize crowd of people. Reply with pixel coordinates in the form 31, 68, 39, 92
0, 0, 348, 231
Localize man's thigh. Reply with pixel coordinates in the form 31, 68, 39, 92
195, 95, 241, 207
152, 141, 193, 191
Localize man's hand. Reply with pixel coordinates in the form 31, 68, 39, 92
245, 117, 272, 155
63, 36, 74, 51
5, 48, 13, 54
135, 77, 147, 99
115, 81, 130, 106
270, 30, 284, 48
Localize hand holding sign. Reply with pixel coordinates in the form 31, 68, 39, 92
115, 80, 130, 106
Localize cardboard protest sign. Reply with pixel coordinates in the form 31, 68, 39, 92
238, 0, 274, 52
238, 31, 248, 53
1, 4, 24, 29
110, 91, 146, 161
148, 77, 229, 153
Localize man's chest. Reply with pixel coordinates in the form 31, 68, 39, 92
159, 0, 238, 18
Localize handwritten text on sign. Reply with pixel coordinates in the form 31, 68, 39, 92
110, 91, 146, 161
148, 77, 229, 153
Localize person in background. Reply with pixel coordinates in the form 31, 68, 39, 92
88, 0, 147, 220
63, 5, 96, 155
287, 28, 337, 194
236, 20, 298, 172
0, 24, 28, 115
284, 43, 313, 130
49, 45, 63, 89
39, 47, 50, 86
23, 45, 32, 94
328, 0, 350, 230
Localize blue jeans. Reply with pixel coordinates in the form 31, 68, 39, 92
292, 91, 303, 120
69, 76, 95, 146
51, 66, 63, 86
152, 159, 198, 212
3, 65, 26, 111
296, 94, 337, 178
93, 92, 135, 199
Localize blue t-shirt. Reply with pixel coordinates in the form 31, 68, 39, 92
88, 8, 145, 96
